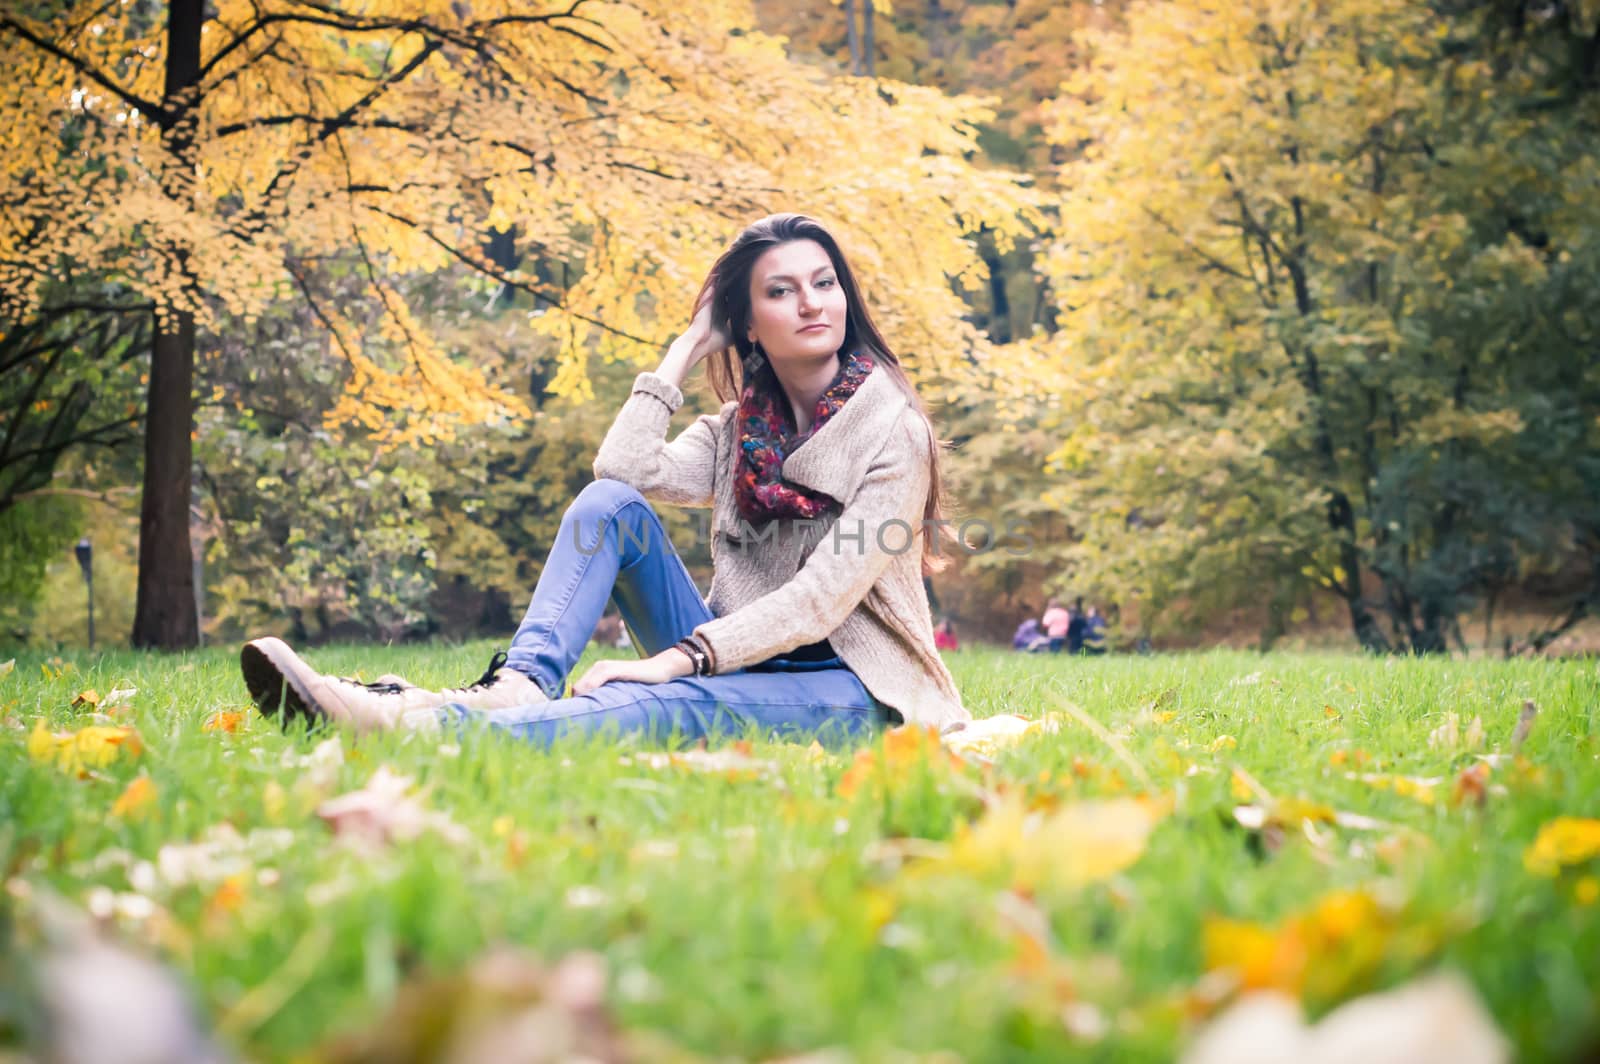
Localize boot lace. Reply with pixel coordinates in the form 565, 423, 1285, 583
463, 651, 509, 692
333, 651, 507, 696
335, 676, 407, 694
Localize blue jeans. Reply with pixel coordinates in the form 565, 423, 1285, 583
439, 478, 889, 748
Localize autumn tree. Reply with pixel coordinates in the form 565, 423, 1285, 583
2, 0, 1035, 648
0, 295, 147, 518
1038, 0, 1600, 652
195, 264, 672, 644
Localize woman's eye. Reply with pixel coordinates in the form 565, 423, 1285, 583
817, 277, 835, 288
768, 287, 789, 297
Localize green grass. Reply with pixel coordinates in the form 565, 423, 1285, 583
3, 645, 1599, 1061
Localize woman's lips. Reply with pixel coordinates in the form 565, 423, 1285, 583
799, 323, 830, 333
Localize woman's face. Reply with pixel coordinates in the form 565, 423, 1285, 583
745, 238, 848, 370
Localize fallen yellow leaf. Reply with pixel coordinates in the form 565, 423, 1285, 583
111, 776, 158, 820
1349, 772, 1441, 806
1523, 817, 1600, 876
27, 719, 53, 762
1203, 889, 1391, 999
205, 874, 248, 924
944, 792, 1167, 890
203, 711, 245, 734
940, 713, 1064, 757
838, 725, 970, 799
262, 781, 287, 822
72, 689, 101, 708
28, 719, 143, 777
1203, 916, 1305, 993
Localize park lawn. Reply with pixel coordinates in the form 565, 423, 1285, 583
1, 645, 1598, 1061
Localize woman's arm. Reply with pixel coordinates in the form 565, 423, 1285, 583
592, 303, 732, 506
592, 376, 726, 507
688, 416, 934, 674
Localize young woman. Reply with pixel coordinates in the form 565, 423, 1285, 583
240, 213, 970, 746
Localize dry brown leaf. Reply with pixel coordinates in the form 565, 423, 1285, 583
666, 745, 776, 780
316, 766, 468, 849
1180, 972, 1508, 1064
1428, 712, 1485, 751
135, 824, 296, 892
319, 947, 627, 1064
1511, 699, 1538, 752
280, 736, 344, 790
1452, 763, 1493, 808
26, 891, 229, 1064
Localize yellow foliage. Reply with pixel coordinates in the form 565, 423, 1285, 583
1022, 0, 1600, 638
28, 719, 144, 777
3, 1, 1039, 433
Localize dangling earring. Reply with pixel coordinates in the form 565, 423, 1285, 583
740, 339, 765, 388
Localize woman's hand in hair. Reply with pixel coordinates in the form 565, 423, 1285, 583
656, 300, 729, 389
571, 646, 696, 696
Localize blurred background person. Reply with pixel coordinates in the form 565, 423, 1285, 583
1042, 597, 1071, 653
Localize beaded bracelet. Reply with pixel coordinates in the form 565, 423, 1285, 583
674, 636, 712, 676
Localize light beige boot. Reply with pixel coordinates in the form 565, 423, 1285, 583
240, 639, 547, 734
389, 651, 550, 713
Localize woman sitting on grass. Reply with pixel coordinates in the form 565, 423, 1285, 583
240, 213, 970, 746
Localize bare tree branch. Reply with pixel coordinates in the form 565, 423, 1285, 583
0, 16, 167, 124
362, 204, 664, 348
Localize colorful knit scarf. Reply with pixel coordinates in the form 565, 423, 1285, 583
733, 349, 876, 524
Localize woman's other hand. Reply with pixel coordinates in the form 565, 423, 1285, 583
656, 299, 729, 389
677, 298, 731, 366
572, 646, 695, 696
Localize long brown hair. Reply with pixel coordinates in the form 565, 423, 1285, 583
695, 213, 950, 574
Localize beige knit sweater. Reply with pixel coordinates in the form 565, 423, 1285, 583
592, 367, 970, 729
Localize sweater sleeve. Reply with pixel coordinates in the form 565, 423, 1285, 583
690, 417, 933, 673
592, 372, 725, 508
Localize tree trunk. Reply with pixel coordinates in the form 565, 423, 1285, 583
1343, 589, 1390, 652
1415, 601, 1450, 655
863, 0, 876, 77
979, 227, 1012, 344
133, 313, 198, 647
131, 0, 203, 649
845, 0, 860, 75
